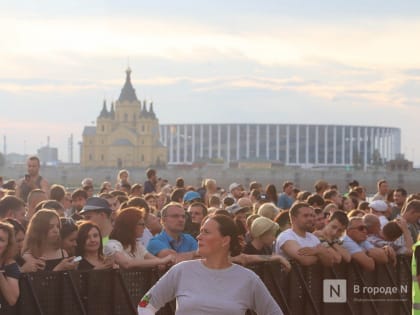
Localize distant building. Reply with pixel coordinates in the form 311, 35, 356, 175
159, 124, 401, 168
386, 154, 413, 171
37, 146, 59, 165
80, 68, 167, 168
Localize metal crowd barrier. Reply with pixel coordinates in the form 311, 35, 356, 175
8, 255, 412, 315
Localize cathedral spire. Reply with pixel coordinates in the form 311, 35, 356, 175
110, 101, 115, 119
149, 102, 156, 119
118, 67, 138, 102
99, 99, 109, 118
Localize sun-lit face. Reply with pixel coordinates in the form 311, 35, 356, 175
293, 206, 315, 232
162, 206, 186, 233
147, 197, 157, 209
47, 216, 60, 243
347, 219, 368, 243
84, 227, 101, 253
27, 159, 40, 177
188, 205, 205, 224
324, 219, 346, 240
197, 219, 229, 258
343, 198, 354, 211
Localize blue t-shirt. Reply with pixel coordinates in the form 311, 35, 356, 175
147, 230, 198, 256
342, 235, 374, 255
277, 193, 294, 209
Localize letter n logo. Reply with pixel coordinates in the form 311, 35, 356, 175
323, 279, 347, 303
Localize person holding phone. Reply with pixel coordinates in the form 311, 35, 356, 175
22, 210, 79, 271
76, 221, 114, 270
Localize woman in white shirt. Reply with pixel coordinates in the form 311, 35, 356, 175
104, 207, 174, 268
138, 214, 283, 315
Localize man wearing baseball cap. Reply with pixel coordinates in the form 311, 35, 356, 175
368, 200, 389, 229
80, 197, 113, 246
229, 183, 244, 201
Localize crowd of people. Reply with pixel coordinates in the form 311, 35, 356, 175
0, 155, 418, 314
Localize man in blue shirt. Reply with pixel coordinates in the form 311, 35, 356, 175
342, 216, 388, 271
277, 181, 294, 210
147, 202, 198, 262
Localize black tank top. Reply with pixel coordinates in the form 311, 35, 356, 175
19, 176, 43, 202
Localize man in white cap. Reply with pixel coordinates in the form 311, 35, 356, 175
229, 183, 243, 201
369, 200, 389, 229
226, 203, 249, 227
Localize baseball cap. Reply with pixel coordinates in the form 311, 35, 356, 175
229, 182, 241, 192
369, 200, 388, 212
183, 191, 201, 203
226, 203, 247, 215
79, 197, 112, 215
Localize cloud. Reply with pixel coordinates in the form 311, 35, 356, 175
2, 15, 420, 75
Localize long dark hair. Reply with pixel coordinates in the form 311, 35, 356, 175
207, 215, 242, 256
76, 221, 103, 259
265, 184, 278, 205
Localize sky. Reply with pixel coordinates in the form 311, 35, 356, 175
1, 1, 420, 164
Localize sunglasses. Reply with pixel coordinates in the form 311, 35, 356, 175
350, 225, 367, 231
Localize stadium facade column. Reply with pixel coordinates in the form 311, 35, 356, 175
236, 124, 240, 161
176, 125, 180, 163
246, 124, 250, 159
364, 127, 368, 171
217, 125, 221, 159
256, 125, 260, 159
286, 125, 290, 164
169, 126, 174, 163
266, 125, 270, 160
296, 125, 300, 164
349, 126, 353, 165
192, 125, 195, 162
305, 125, 309, 165
315, 125, 319, 165
184, 125, 188, 163
200, 125, 203, 159
333, 126, 337, 165
227, 125, 231, 164
324, 125, 328, 165
341, 126, 345, 165
276, 125, 280, 161
209, 125, 212, 159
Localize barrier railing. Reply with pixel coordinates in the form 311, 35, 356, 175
8, 255, 412, 315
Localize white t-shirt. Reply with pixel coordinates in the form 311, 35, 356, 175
104, 239, 148, 259
138, 260, 283, 315
275, 228, 320, 258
